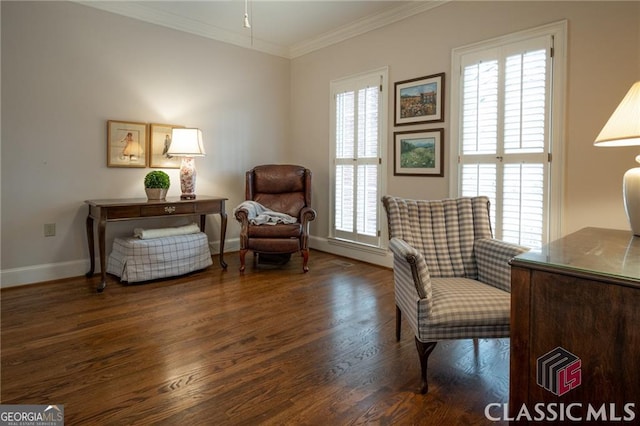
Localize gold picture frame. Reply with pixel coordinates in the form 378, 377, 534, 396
107, 120, 148, 168
149, 123, 183, 168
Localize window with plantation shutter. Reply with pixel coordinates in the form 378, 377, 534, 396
331, 69, 388, 248
451, 23, 567, 249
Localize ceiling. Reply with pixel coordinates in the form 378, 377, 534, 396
77, 1, 446, 58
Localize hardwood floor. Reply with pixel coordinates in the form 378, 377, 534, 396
1, 251, 509, 425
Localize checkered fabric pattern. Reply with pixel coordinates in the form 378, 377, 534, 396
382, 195, 529, 342
475, 238, 529, 292
107, 232, 213, 283
383, 196, 493, 278
419, 277, 511, 340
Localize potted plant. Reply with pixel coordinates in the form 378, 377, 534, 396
144, 170, 170, 200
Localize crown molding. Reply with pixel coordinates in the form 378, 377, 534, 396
289, 1, 449, 58
75, 1, 290, 58
75, 1, 448, 60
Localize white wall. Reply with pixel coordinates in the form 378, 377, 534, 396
290, 0, 640, 263
2, 1, 639, 286
1, 1, 290, 285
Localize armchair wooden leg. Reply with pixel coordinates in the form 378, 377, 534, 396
239, 249, 248, 272
301, 249, 309, 273
396, 305, 402, 341
415, 338, 437, 394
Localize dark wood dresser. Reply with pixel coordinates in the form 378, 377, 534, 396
509, 227, 639, 423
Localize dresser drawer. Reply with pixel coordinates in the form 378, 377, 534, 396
141, 203, 195, 216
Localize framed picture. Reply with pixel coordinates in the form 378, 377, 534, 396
394, 128, 444, 177
107, 120, 147, 168
149, 123, 183, 168
394, 72, 445, 126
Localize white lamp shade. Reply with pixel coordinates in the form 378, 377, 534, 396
594, 81, 640, 147
594, 80, 640, 235
167, 128, 206, 156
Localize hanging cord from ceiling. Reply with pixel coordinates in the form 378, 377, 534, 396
243, 0, 253, 46
243, 0, 251, 29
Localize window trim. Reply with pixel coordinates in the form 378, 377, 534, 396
449, 21, 567, 244
329, 66, 389, 249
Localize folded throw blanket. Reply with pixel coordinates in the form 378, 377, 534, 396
233, 200, 297, 226
134, 222, 201, 239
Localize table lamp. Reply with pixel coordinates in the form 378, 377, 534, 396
167, 128, 206, 200
594, 81, 640, 236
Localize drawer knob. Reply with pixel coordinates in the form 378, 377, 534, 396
164, 206, 176, 214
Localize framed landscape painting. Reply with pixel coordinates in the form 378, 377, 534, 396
394, 73, 445, 126
394, 129, 444, 177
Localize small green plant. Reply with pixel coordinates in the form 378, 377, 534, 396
144, 170, 170, 189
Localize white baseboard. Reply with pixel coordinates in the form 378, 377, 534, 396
309, 236, 393, 268
1, 236, 391, 288
218, 236, 393, 268
210, 238, 240, 254
1, 259, 94, 289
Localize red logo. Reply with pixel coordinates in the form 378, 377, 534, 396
537, 347, 582, 396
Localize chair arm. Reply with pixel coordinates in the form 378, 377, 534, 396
234, 208, 250, 224
300, 206, 317, 226
299, 207, 316, 250
474, 238, 529, 292
232, 207, 250, 249
389, 238, 432, 303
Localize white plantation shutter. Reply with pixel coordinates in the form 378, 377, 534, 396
335, 91, 355, 233
458, 35, 553, 249
462, 57, 499, 155
462, 163, 497, 222
331, 70, 386, 247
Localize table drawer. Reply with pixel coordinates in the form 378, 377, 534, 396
195, 200, 222, 213
106, 206, 141, 219
141, 203, 195, 216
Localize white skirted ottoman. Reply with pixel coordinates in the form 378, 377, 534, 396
106, 232, 212, 283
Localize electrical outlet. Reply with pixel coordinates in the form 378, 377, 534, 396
44, 223, 56, 237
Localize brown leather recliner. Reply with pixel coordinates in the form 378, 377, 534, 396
234, 165, 317, 272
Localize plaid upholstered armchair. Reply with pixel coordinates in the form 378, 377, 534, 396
382, 195, 528, 394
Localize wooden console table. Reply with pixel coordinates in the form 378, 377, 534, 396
85, 196, 228, 292
509, 227, 640, 422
